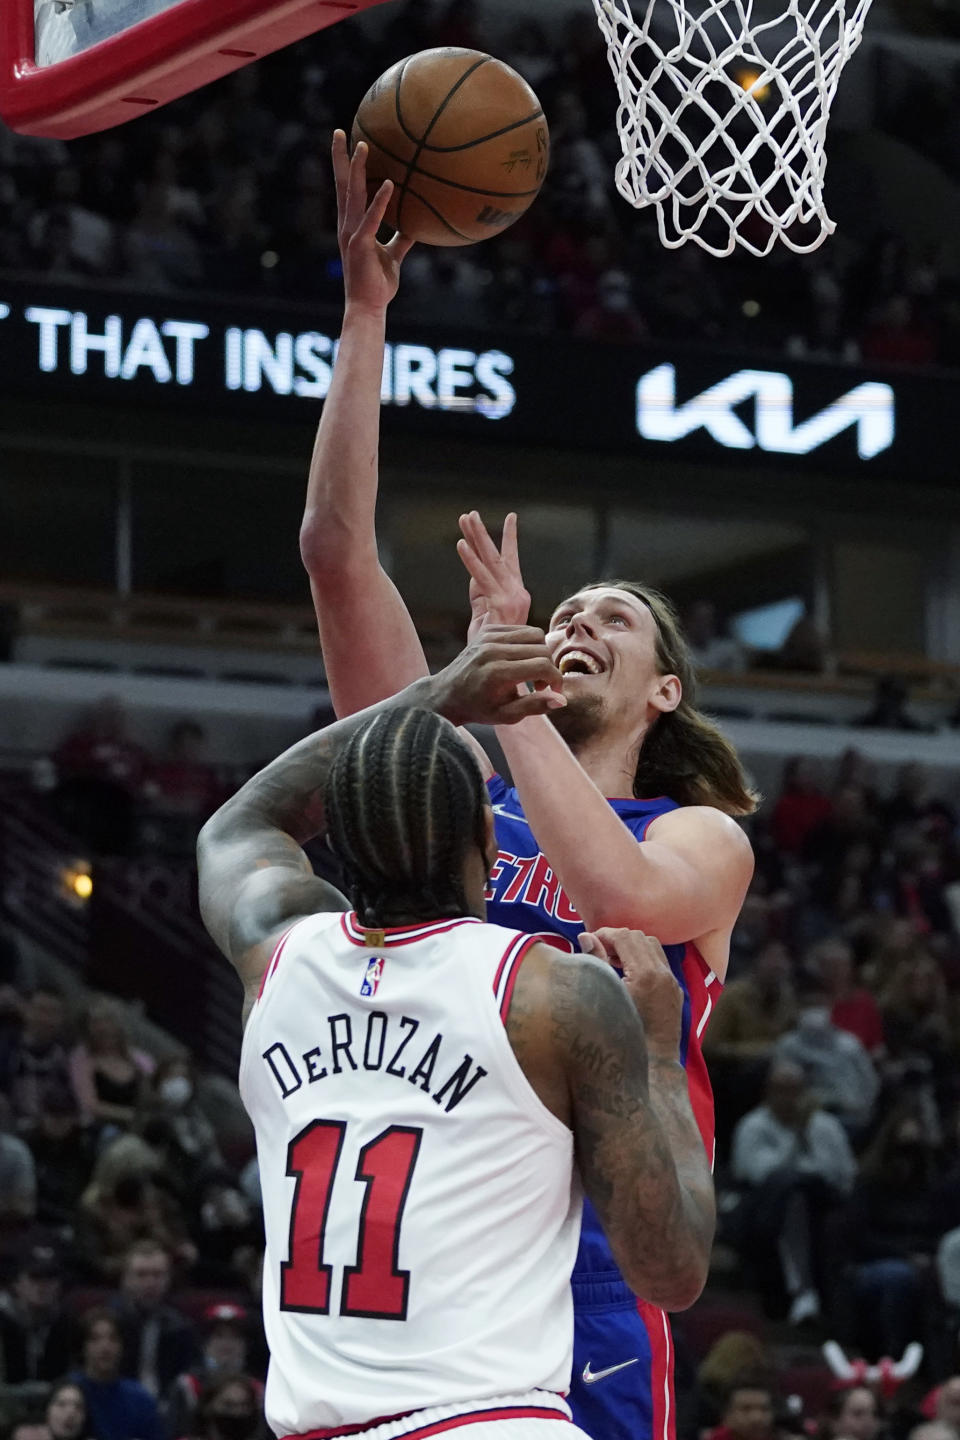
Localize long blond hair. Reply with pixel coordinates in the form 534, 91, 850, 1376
584, 580, 759, 816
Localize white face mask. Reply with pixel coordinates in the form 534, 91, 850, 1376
799, 1006, 831, 1032
159, 1075, 192, 1107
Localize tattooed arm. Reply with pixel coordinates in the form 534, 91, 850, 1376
505, 939, 714, 1310
580, 927, 715, 1307
198, 629, 566, 1020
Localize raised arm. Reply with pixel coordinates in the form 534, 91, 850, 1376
198, 629, 566, 1015
509, 930, 714, 1310
300, 133, 430, 717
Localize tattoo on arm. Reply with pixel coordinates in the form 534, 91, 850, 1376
646, 1056, 716, 1278
549, 955, 714, 1309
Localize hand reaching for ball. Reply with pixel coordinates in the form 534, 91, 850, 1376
457, 511, 532, 642
332, 129, 415, 316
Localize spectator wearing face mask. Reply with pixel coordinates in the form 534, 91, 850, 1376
144, 1060, 222, 1186
773, 971, 879, 1133
165, 1305, 264, 1439
189, 1375, 263, 1440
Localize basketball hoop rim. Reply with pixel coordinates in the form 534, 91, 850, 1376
0, 0, 396, 139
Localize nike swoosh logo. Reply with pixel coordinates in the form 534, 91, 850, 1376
491, 805, 528, 824
582, 1357, 641, 1385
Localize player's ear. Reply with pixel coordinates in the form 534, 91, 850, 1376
650, 673, 681, 715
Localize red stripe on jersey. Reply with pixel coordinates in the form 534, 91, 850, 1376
681, 944, 722, 1166
284, 1405, 570, 1440
492, 931, 527, 999
499, 936, 539, 1024
340, 912, 483, 948
639, 1301, 674, 1440
257, 924, 297, 1000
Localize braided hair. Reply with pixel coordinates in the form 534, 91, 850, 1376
323, 707, 490, 927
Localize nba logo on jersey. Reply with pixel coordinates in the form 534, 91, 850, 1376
360, 956, 385, 997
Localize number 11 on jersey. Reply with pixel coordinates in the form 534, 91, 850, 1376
280, 1120, 423, 1321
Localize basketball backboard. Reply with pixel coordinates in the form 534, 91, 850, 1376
1, 0, 395, 139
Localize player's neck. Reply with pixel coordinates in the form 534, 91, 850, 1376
570, 733, 640, 799
364, 902, 481, 928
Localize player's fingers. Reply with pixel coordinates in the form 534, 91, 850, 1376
353, 178, 395, 241
578, 932, 611, 961
344, 141, 370, 232
597, 927, 670, 969
498, 690, 567, 721
487, 652, 564, 685
332, 129, 350, 217
591, 926, 638, 947
458, 512, 487, 552
388, 232, 416, 263
456, 537, 494, 585
501, 512, 521, 573
460, 510, 504, 569
471, 510, 509, 568
478, 624, 550, 647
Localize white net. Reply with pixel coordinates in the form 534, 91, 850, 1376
593, 0, 873, 256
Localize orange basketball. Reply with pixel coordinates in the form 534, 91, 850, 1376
352, 48, 549, 247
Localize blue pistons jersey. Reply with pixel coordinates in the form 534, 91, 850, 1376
485, 775, 721, 1440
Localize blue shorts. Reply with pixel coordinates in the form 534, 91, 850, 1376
569, 1275, 674, 1440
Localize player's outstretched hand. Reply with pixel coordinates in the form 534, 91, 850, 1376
333, 129, 414, 315
457, 512, 531, 641
432, 624, 566, 727
579, 928, 684, 1063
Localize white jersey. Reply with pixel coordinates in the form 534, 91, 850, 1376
239, 909, 581, 1438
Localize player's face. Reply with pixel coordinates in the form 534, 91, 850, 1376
546, 587, 679, 744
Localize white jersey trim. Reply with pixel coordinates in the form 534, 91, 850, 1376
277, 1390, 571, 1440
479, 932, 573, 1148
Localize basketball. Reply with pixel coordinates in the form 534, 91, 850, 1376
351, 48, 549, 247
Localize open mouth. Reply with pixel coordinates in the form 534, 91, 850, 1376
557, 649, 606, 677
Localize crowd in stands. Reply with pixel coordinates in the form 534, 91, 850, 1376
42, 699, 235, 859
3, 0, 960, 370
708, 748, 960, 1381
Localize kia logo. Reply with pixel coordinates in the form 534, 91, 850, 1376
636, 364, 895, 459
